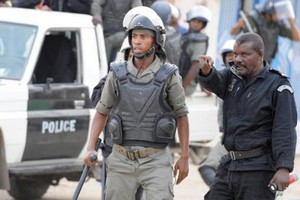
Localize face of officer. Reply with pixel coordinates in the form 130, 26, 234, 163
264, 13, 279, 23
131, 29, 155, 56
233, 41, 264, 79
189, 18, 205, 32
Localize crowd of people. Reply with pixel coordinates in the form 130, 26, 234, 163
1, 0, 299, 200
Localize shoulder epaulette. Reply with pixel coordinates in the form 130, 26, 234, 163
269, 68, 288, 78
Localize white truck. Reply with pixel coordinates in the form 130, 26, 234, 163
0, 8, 217, 200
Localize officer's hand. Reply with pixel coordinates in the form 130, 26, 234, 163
269, 168, 290, 191
237, 18, 245, 29
198, 55, 214, 76
173, 156, 189, 184
92, 15, 103, 26
84, 150, 98, 167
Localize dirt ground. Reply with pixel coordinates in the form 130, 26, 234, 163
1, 154, 300, 200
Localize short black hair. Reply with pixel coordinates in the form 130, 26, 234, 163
235, 32, 264, 53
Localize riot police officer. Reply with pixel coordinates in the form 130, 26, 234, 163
178, 5, 211, 97
151, 0, 182, 67
85, 7, 189, 200
231, 0, 300, 64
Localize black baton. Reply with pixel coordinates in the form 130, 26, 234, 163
72, 138, 102, 200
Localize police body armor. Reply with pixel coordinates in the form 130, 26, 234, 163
105, 61, 178, 147
179, 32, 208, 82
164, 26, 182, 67
102, 0, 131, 37
247, 11, 279, 62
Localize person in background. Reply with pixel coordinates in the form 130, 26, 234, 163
151, 0, 182, 67
63, 0, 92, 14
90, 0, 142, 70
141, 0, 155, 7
178, 5, 211, 97
12, 0, 55, 10
198, 32, 297, 200
0, 0, 12, 7
13, 0, 92, 13
230, 0, 300, 64
198, 39, 235, 187
85, 8, 189, 200
169, 4, 188, 35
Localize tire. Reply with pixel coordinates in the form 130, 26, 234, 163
8, 176, 50, 200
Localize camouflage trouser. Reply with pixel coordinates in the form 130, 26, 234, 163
0, 130, 10, 190
105, 146, 174, 200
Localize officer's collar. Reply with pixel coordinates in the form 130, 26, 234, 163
128, 55, 161, 75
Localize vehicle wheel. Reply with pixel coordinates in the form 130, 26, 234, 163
8, 177, 49, 200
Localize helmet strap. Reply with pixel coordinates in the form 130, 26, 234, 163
133, 46, 155, 59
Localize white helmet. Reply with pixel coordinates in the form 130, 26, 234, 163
126, 14, 166, 47
220, 39, 235, 55
170, 3, 179, 19
120, 36, 130, 53
123, 6, 163, 29
220, 39, 235, 65
186, 5, 212, 23
125, 11, 166, 60
123, 6, 166, 46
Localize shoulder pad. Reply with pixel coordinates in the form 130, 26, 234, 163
277, 85, 294, 93
155, 63, 178, 82
110, 60, 127, 79
269, 68, 288, 78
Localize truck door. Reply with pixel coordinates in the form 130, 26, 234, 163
22, 31, 92, 161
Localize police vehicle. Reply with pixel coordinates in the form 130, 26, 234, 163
0, 7, 217, 199
0, 8, 107, 199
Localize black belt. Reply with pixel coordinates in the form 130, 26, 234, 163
229, 147, 266, 160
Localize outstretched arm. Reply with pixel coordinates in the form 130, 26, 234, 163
198, 55, 214, 76
231, 17, 245, 35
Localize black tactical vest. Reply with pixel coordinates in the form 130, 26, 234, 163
105, 61, 178, 147
179, 32, 209, 81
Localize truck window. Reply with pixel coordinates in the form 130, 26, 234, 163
33, 31, 78, 84
0, 22, 36, 80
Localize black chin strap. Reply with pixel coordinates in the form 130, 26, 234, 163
133, 46, 155, 59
